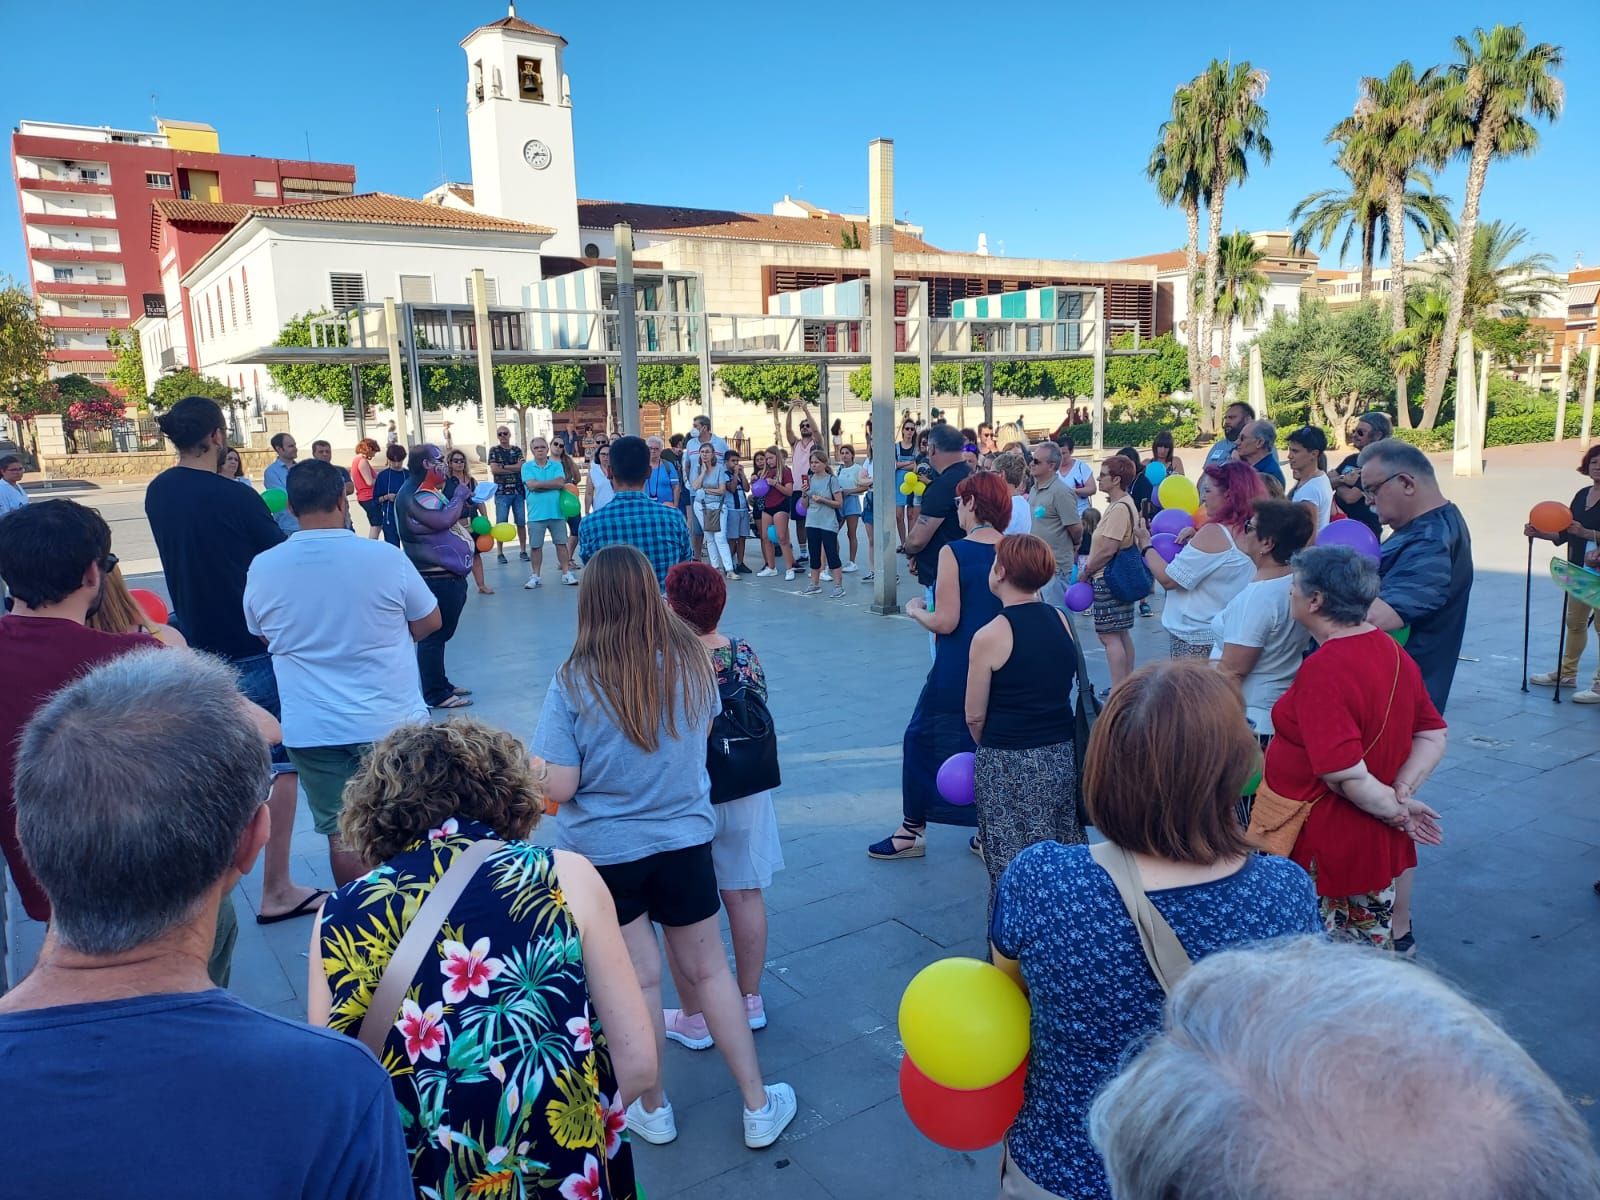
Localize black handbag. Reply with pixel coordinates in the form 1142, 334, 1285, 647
1070, 625, 1102, 829
706, 643, 781, 804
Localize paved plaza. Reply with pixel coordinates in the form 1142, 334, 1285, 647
6, 440, 1600, 1198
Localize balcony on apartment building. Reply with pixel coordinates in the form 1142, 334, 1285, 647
30, 246, 124, 264
17, 176, 114, 195
34, 280, 127, 297
23, 211, 117, 229
42, 315, 126, 331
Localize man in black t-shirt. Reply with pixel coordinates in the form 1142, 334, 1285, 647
1330, 411, 1391, 536
144, 396, 323, 927
487, 425, 528, 564
902, 423, 972, 594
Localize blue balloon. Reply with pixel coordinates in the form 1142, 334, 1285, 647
766, 525, 780, 545
1145, 461, 1168, 485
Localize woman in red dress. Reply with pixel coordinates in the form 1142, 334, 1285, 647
1264, 545, 1447, 947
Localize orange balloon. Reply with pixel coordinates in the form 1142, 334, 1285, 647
475, 534, 495, 553
1192, 508, 1210, 528
1530, 501, 1570, 536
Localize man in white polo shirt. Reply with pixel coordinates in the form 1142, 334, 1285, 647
243, 458, 441, 885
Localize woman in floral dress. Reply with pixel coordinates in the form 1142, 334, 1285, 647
309, 718, 655, 1200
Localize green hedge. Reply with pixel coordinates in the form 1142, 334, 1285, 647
1390, 407, 1586, 453
1057, 421, 1200, 450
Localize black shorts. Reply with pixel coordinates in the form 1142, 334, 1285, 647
358, 497, 384, 527
595, 841, 720, 927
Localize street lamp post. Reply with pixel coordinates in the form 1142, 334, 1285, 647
615, 222, 641, 438
867, 139, 899, 616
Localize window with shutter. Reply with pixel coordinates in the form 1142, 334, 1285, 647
228, 279, 237, 328
329, 272, 366, 309
463, 277, 499, 304
399, 275, 434, 304
241, 267, 251, 322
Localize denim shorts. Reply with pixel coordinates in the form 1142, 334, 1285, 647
494, 492, 527, 525
232, 652, 295, 776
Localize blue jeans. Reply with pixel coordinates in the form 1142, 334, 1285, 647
417, 575, 468, 706
232, 652, 294, 775
494, 492, 527, 526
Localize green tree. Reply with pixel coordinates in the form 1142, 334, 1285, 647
1148, 82, 1211, 427
499, 362, 584, 413
1192, 59, 1273, 430
151, 367, 233, 411
0, 279, 53, 418
839, 223, 862, 250
633, 363, 701, 409
716, 363, 819, 442
265, 310, 396, 410
1423, 23, 1564, 415
1203, 232, 1269, 400
1389, 286, 1451, 425
1473, 314, 1549, 364
105, 328, 148, 403
1433, 219, 1560, 327
1252, 300, 1394, 438
1289, 163, 1450, 302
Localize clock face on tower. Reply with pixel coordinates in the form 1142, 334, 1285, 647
522, 139, 552, 171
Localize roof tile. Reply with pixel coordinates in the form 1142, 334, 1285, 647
576, 199, 941, 253
154, 192, 552, 236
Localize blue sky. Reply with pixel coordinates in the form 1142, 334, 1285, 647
4, 0, 1596, 284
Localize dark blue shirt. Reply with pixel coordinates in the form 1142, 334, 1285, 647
0, 989, 413, 1199
991, 843, 1321, 1199
1252, 452, 1286, 486
1378, 501, 1473, 711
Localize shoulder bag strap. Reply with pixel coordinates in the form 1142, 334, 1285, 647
354, 837, 503, 1058
1089, 841, 1193, 994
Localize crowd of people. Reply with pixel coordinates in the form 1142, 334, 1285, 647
1, 390, 1598, 1200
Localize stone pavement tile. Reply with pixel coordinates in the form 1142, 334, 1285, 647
656, 1153, 835, 1200
770, 888, 927, 953
785, 1096, 1001, 1198
767, 920, 939, 1000
777, 1024, 903, 1126
631, 1092, 801, 1197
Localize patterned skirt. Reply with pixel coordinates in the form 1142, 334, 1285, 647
1169, 634, 1213, 658
974, 740, 1086, 916
1091, 575, 1134, 633
1308, 861, 1398, 950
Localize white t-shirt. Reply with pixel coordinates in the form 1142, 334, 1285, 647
1209, 574, 1301, 733
244, 528, 436, 747
1007, 494, 1032, 535
0, 479, 28, 517
1291, 473, 1334, 531
1058, 458, 1095, 518
1160, 525, 1255, 645
589, 468, 615, 512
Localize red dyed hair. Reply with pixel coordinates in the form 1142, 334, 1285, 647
665, 561, 727, 635
996, 533, 1058, 592
1101, 455, 1137, 489
956, 470, 1013, 530
1201, 460, 1266, 532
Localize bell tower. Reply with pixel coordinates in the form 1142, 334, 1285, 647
462, 4, 579, 255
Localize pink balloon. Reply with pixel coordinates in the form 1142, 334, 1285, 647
1149, 509, 1193, 539
1065, 581, 1095, 612
936, 752, 976, 806
1151, 533, 1181, 563
1317, 519, 1381, 562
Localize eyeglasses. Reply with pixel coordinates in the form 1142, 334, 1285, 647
1242, 519, 1257, 534
1360, 473, 1404, 500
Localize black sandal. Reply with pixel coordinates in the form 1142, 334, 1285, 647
868, 823, 926, 860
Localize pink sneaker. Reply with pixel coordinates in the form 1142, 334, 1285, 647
662, 1007, 713, 1050
744, 993, 767, 1031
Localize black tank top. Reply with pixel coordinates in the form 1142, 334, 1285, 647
980, 602, 1078, 750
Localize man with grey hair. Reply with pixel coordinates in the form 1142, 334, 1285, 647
1027, 441, 1084, 609
0, 650, 412, 1198
1234, 418, 1285, 486
1090, 938, 1600, 1200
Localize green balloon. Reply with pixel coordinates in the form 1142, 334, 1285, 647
1242, 767, 1262, 797
1389, 625, 1411, 647
470, 515, 491, 536
261, 487, 287, 514
559, 490, 581, 519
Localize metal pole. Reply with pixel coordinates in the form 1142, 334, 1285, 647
614, 223, 641, 437
471, 268, 497, 463
982, 360, 994, 432
403, 302, 427, 445
917, 282, 932, 419
1553, 593, 1569, 705
1555, 344, 1571, 441
817, 364, 831, 462
1452, 332, 1479, 478
351, 365, 366, 444
1521, 535, 1533, 692
867, 139, 899, 615
697, 316, 714, 433
1091, 287, 1107, 456
1582, 346, 1597, 444
382, 298, 409, 447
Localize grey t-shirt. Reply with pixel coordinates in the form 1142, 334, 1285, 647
805, 473, 842, 532
531, 670, 716, 866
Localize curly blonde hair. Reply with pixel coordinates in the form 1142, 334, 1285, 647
338, 719, 544, 864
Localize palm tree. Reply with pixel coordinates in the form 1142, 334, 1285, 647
1341, 62, 1446, 422
1289, 164, 1449, 296
1390, 286, 1452, 428
1192, 60, 1272, 430
1429, 219, 1561, 327
1147, 85, 1211, 428
1208, 232, 1269, 400
1423, 24, 1564, 414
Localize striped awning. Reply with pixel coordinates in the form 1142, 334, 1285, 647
281, 177, 353, 195
1568, 281, 1600, 307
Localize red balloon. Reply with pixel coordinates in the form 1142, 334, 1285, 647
899, 1055, 1026, 1152
129, 588, 168, 625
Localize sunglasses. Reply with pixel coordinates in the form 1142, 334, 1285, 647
101, 552, 119, 573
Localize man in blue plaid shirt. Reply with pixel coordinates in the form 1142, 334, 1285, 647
577, 435, 691, 589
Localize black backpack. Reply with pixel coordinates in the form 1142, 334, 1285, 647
706, 641, 781, 804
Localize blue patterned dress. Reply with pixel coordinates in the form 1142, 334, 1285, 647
319, 817, 637, 1200
990, 843, 1322, 1197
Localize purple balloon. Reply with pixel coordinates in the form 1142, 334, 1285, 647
1151, 532, 1181, 563
1065, 581, 1095, 612
751, 478, 770, 499
1149, 509, 1194, 539
1317, 518, 1381, 563
795, 500, 808, 519
936, 751, 976, 806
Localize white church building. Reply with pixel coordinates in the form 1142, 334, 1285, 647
134, 5, 1158, 454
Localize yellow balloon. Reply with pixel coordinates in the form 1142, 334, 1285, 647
490, 522, 518, 543
1157, 474, 1200, 515
912, 477, 927, 495
900, 476, 917, 495
898, 957, 1030, 1090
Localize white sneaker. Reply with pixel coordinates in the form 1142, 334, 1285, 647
561, 571, 579, 586
626, 1096, 678, 1145
841, 562, 859, 573
743, 1083, 797, 1149
756, 567, 777, 578
784, 569, 796, 582
522, 576, 541, 590
1573, 688, 1600, 704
